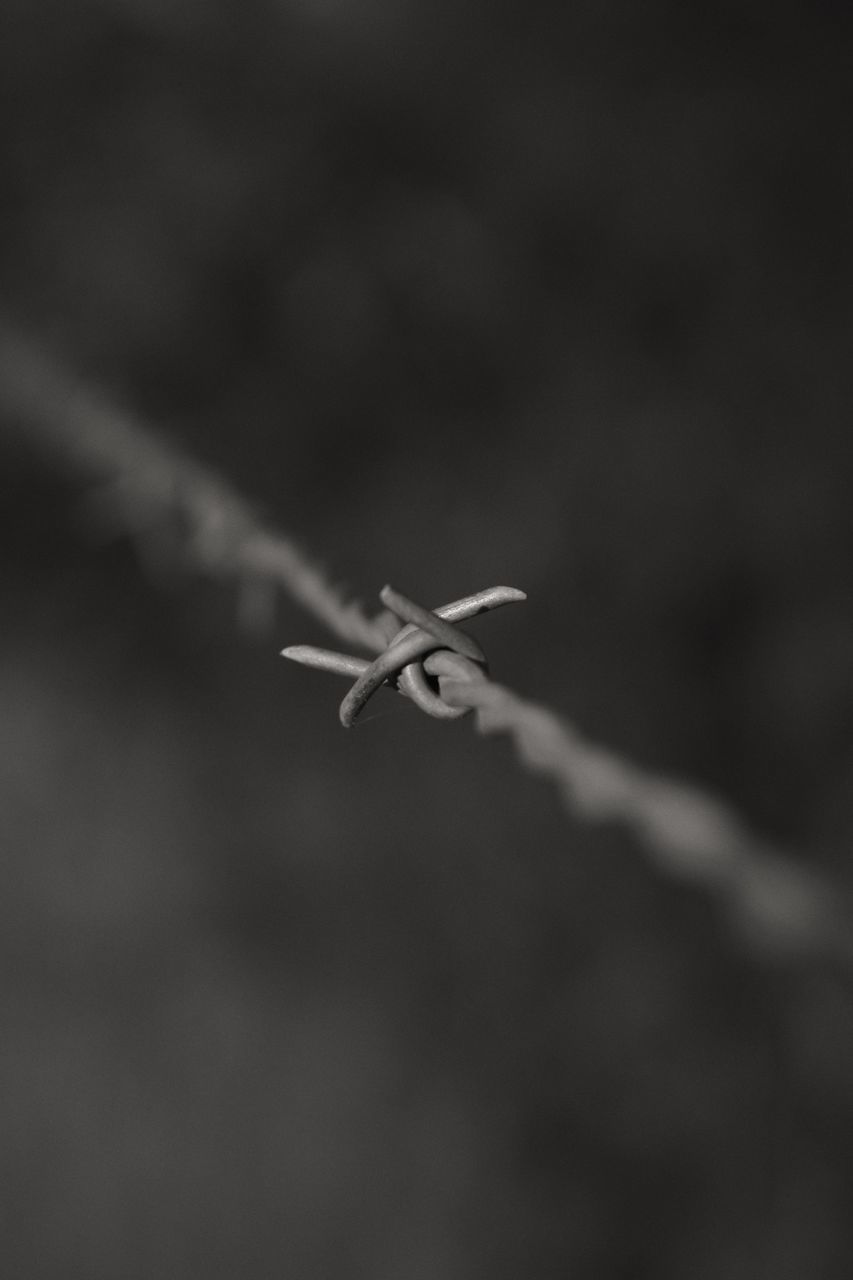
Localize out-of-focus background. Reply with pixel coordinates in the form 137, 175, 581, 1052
2, 1, 853, 1276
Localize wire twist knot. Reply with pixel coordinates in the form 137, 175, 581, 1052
282, 584, 526, 726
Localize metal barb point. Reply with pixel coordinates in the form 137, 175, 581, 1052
281, 646, 369, 679
282, 584, 526, 727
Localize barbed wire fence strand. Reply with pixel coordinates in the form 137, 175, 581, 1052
1, 318, 850, 973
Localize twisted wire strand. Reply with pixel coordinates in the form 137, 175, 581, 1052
431, 655, 847, 963
1, 320, 848, 968
0, 319, 388, 654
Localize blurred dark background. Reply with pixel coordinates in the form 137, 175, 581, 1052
2, 1, 853, 1276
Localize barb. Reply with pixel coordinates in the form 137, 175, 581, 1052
283, 585, 525, 727
379, 586, 487, 663
2, 318, 849, 970
382, 585, 526, 722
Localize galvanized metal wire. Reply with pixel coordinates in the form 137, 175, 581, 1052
0, 318, 387, 654
436, 661, 848, 964
2, 319, 849, 970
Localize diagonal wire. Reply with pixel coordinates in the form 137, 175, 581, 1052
430, 654, 849, 965
0, 317, 388, 653
1, 318, 849, 969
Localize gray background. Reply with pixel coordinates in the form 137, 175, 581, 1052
2, 1, 853, 1276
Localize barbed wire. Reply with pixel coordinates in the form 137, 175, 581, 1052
0, 318, 387, 653
1, 318, 849, 970
442, 668, 848, 964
